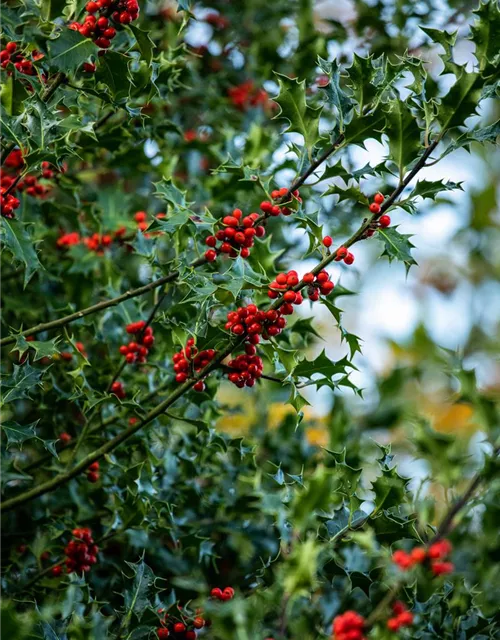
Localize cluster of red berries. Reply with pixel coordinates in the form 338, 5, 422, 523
267, 269, 335, 303
321, 237, 355, 265
134, 210, 166, 237
387, 601, 414, 633
260, 187, 301, 217
87, 461, 100, 483
0, 41, 36, 74
0, 187, 20, 218
226, 349, 263, 388
368, 193, 390, 229
157, 614, 207, 639
392, 539, 454, 576
69, 0, 139, 53
304, 270, 335, 300
172, 338, 216, 391
155, 592, 233, 640
111, 380, 126, 399
52, 528, 98, 577
225, 304, 286, 340
332, 610, 366, 640
204, 209, 265, 262
267, 270, 303, 303
119, 321, 155, 365
228, 81, 273, 112
210, 586, 234, 601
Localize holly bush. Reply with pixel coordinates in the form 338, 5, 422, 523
1, 0, 500, 639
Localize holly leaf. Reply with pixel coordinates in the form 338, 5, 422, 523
122, 559, 157, 622
129, 25, 155, 66
1, 219, 43, 287
1, 75, 29, 116
96, 51, 132, 101
470, 0, 500, 65
11, 336, 60, 362
1, 420, 40, 448
317, 57, 353, 133
273, 74, 322, 160
1, 363, 45, 406
294, 350, 353, 380
47, 29, 98, 71
411, 179, 462, 200
378, 226, 417, 273
385, 100, 422, 179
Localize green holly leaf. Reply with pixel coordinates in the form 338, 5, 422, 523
411, 179, 463, 200
11, 336, 60, 362
343, 110, 386, 147
129, 25, 155, 66
378, 226, 417, 273
1, 219, 44, 287
294, 350, 353, 380
122, 559, 158, 623
1, 75, 29, 116
371, 449, 411, 514
47, 29, 98, 71
1, 363, 45, 406
470, 0, 500, 66
273, 74, 322, 160
96, 52, 132, 101
385, 100, 422, 179
346, 54, 378, 112
437, 71, 482, 132
154, 178, 189, 209
1, 420, 40, 448
317, 57, 353, 133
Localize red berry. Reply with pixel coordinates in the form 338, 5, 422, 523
322, 236, 333, 248
86, 1, 99, 12
374, 193, 385, 204
205, 249, 217, 262
344, 252, 354, 265
59, 432, 72, 444
87, 471, 99, 483
185, 633, 196, 640
193, 380, 205, 392
193, 617, 205, 629
211, 587, 222, 598
369, 202, 380, 214
283, 290, 296, 303
379, 214, 391, 228
205, 235, 216, 247
52, 565, 63, 577
410, 547, 427, 563
157, 630, 170, 639
173, 623, 186, 633
119, 11, 132, 24
387, 618, 401, 632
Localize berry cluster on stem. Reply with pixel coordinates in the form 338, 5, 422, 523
70, 0, 139, 57
204, 208, 265, 262
172, 338, 216, 391
119, 320, 155, 364
52, 527, 98, 576
392, 538, 454, 575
